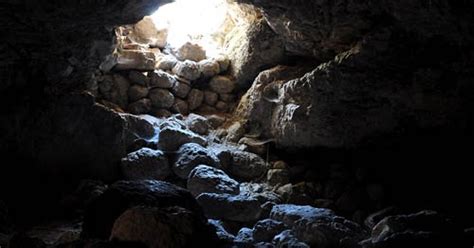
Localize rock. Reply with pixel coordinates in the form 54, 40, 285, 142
219, 93, 236, 103
273, 230, 309, 248
187, 89, 204, 111
152, 108, 172, 118
176, 42, 207, 62
199, 59, 220, 78
209, 76, 236, 94
266, 169, 290, 186
82, 180, 203, 238
228, 150, 268, 181
364, 207, 400, 229
214, 55, 230, 73
235, 227, 253, 244
208, 219, 235, 243
361, 210, 460, 248
313, 199, 335, 209
130, 16, 168, 48
185, 113, 211, 135
127, 98, 152, 115
216, 101, 229, 112
226, 122, 246, 142
197, 104, 218, 114
273, 161, 289, 170
128, 85, 148, 102
149, 88, 175, 108
187, 165, 240, 197
204, 90, 218, 106
158, 126, 206, 152
207, 115, 226, 129
110, 206, 217, 248
173, 143, 220, 179
149, 70, 176, 89
120, 148, 171, 180
171, 80, 192, 98
252, 219, 286, 242
172, 60, 201, 81
99, 74, 130, 108
270, 204, 366, 248
114, 50, 156, 71
239, 182, 282, 205
156, 54, 178, 71
171, 98, 190, 115
197, 193, 262, 222
238, 137, 268, 155
128, 71, 149, 86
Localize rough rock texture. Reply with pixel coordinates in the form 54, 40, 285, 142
252, 219, 286, 242
209, 76, 236, 94
184, 114, 211, 135
82, 180, 202, 239
110, 206, 217, 248
120, 148, 171, 180
228, 150, 268, 181
149, 88, 175, 109
130, 16, 167, 48
172, 61, 201, 81
187, 89, 204, 111
270, 204, 366, 248
176, 42, 207, 62
158, 127, 207, 152
149, 70, 175, 89
173, 143, 220, 179
196, 193, 262, 222
187, 165, 240, 197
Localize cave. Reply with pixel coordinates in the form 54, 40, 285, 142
1, 0, 474, 247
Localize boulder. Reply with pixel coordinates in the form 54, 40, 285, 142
127, 99, 152, 115
187, 165, 240, 197
208, 219, 235, 243
149, 88, 174, 109
171, 80, 192, 98
156, 54, 178, 71
128, 71, 149, 86
120, 148, 171, 180
214, 55, 230, 73
196, 193, 262, 222
235, 227, 254, 244
198, 59, 220, 78
184, 113, 210, 135
82, 180, 203, 238
172, 60, 201, 81
149, 70, 176, 89
130, 16, 168, 48
266, 169, 290, 186
252, 219, 286, 242
176, 42, 207, 62
158, 127, 206, 152
228, 150, 268, 181
128, 85, 148, 102
171, 98, 190, 115
209, 76, 236, 94
270, 204, 366, 248
99, 74, 130, 108
273, 230, 309, 248
110, 206, 217, 248
204, 90, 218, 106
152, 108, 172, 118
173, 143, 220, 179
114, 50, 156, 71
187, 89, 204, 111
216, 101, 229, 112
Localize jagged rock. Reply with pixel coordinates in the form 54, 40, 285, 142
208, 219, 235, 243
187, 89, 204, 111
171, 80, 192, 98
187, 165, 240, 197
127, 98, 151, 115
130, 16, 167, 48
128, 85, 148, 102
171, 98, 190, 115
266, 169, 290, 186
114, 50, 156, 71
235, 227, 254, 244
270, 204, 366, 248
99, 74, 130, 108
273, 230, 309, 248
209, 76, 236, 94
110, 206, 217, 248
158, 127, 206, 152
120, 148, 171, 180
128, 71, 149, 86
204, 90, 218, 106
156, 54, 178, 71
252, 219, 286, 242
197, 193, 262, 222
173, 143, 220, 179
239, 182, 282, 205
228, 150, 268, 181
82, 180, 203, 238
149, 70, 176, 89
176, 42, 207, 62
149, 88, 174, 109
172, 60, 201, 81
199, 59, 220, 78
360, 210, 460, 248
185, 113, 211, 135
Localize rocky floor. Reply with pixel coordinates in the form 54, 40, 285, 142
1, 112, 472, 248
